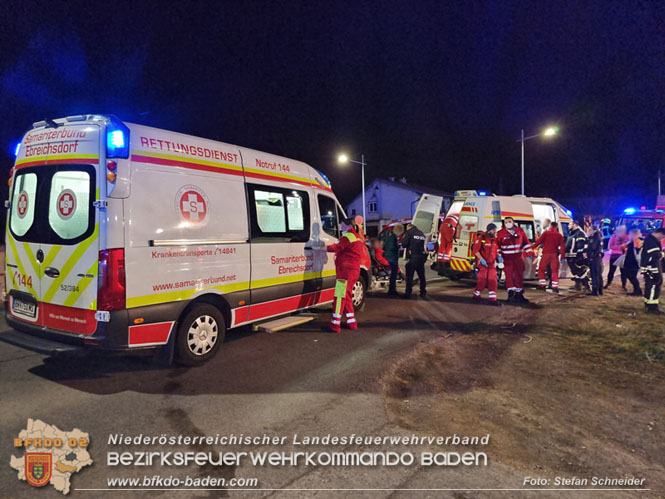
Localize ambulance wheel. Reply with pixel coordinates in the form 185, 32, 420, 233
175, 304, 226, 366
352, 276, 367, 311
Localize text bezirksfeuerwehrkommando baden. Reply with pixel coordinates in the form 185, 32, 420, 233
107, 433, 490, 468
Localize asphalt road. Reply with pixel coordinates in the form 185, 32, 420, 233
0, 275, 563, 498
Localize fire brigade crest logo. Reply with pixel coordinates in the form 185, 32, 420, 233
25, 453, 52, 487
10, 419, 93, 495
56, 189, 77, 220
176, 185, 208, 225
17, 191, 29, 218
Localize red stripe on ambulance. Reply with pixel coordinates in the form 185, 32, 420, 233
233, 289, 335, 326
130, 154, 244, 178
42, 303, 98, 335
128, 321, 175, 347
16, 157, 100, 170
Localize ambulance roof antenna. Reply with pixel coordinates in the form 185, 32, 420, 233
44, 118, 60, 129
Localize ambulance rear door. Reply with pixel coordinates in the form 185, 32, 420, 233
412, 193, 444, 240
7, 122, 101, 334
450, 198, 484, 272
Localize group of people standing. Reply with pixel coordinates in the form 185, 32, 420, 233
325, 213, 665, 333
324, 218, 431, 332
472, 217, 665, 314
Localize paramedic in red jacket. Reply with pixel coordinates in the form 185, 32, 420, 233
497, 216, 535, 303
324, 217, 365, 333
438, 214, 458, 264
472, 223, 502, 306
533, 221, 565, 292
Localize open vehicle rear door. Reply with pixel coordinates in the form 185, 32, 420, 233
412, 193, 444, 239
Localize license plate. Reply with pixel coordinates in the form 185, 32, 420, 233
12, 298, 36, 318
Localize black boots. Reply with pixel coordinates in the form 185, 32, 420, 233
646, 304, 664, 315
507, 290, 529, 304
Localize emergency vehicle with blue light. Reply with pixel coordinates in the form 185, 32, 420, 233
3, 115, 368, 365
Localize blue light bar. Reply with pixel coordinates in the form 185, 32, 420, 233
106, 116, 130, 159
624, 207, 636, 214
14, 142, 21, 157
109, 130, 124, 148
314, 168, 331, 188
565, 209, 572, 216
478, 191, 487, 196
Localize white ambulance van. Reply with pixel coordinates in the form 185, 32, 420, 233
3, 115, 367, 365
438, 191, 572, 280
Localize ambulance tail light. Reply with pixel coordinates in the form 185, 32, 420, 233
98, 249, 126, 311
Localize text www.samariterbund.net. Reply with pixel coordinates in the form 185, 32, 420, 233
107, 475, 259, 488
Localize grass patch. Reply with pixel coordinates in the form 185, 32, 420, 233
541, 295, 665, 366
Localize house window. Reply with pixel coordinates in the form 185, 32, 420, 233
369, 201, 378, 213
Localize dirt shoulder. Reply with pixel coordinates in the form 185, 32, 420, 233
381, 288, 665, 497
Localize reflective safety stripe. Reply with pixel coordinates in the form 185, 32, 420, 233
250, 269, 336, 290
331, 320, 341, 325
516, 288, 523, 292
7, 236, 38, 298
332, 313, 342, 319
647, 247, 661, 253
346, 313, 355, 317
22, 242, 40, 278
43, 223, 99, 303
502, 250, 522, 255
473, 290, 481, 296
63, 260, 99, 308
343, 232, 359, 243
347, 318, 357, 323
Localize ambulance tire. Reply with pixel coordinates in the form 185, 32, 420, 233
352, 276, 367, 311
175, 304, 226, 366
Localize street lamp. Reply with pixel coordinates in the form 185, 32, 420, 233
337, 153, 366, 228
519, 126, 559, 195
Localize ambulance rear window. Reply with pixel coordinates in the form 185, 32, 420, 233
7, 164, 96, 245
516, 221, 536, 241
48, 171, 91, 240
9, 172, 37, 237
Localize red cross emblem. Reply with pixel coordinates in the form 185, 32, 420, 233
179, 190, 207, 223
57, 190, 76, 220
17, 191, 29, 218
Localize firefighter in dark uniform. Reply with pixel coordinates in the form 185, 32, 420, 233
401, 223, 427, 299
640, 227, 665, 314
566, 220, 590, 292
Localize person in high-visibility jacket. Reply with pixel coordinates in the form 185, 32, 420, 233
496, 217, 535, 303
324, 217, 366, 332
472, 223, 502, 306
533, 221, 565, 292
640, 227, 665, 314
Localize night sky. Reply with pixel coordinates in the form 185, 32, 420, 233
1, 1, 664, 210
